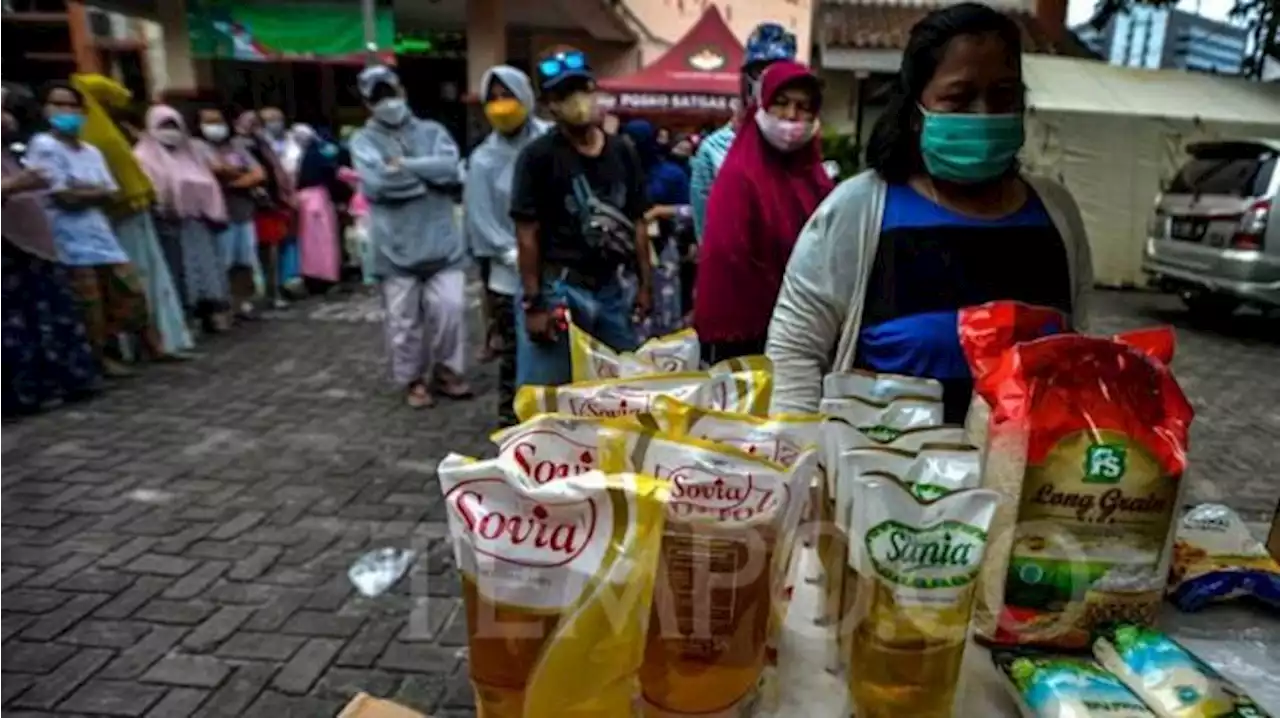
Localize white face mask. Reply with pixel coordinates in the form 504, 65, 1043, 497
153, 128, 184, 148
201, 123, 229, 143
372, 97, 409, 126
754, 107, 818, 153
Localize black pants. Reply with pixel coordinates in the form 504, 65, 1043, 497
700, 337, 767, 366
489, 290, 518, 427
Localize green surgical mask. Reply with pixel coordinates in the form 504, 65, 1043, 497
918, 108, 1024, 184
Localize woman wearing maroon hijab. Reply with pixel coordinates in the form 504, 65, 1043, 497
694, 60, 834, 365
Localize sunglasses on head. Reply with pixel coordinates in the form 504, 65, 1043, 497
538, 51, 587, 81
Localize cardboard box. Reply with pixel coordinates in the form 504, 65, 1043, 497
337, 693, 429, 718
1267, 498, 1280, 562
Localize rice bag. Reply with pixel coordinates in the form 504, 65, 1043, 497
1094, 624, 1273, 718
514, 357, 772, 422
1168, 503, 1280, 612
993, 651, 1155, 718
598, 426, 817, 716
964, 316, 1194, 650
436, 453, 669, 716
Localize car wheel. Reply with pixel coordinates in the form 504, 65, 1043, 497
1180, 292, 1240, 319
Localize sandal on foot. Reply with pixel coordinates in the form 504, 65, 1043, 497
406, 382, 435, 409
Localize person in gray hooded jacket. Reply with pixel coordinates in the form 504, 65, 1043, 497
350, 65, 471, 408
464, 65, 550, 427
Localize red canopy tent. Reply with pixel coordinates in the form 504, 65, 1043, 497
597, 5, 745, 116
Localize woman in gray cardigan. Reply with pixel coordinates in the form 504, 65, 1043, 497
766, 3, 1093, 420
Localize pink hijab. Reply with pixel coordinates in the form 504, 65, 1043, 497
694, 60, 834, 343
133, 105, 227, 222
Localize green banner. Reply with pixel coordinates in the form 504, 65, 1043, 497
188, 1, 395, 62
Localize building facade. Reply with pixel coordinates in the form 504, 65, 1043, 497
621, 0, 813, 64
1074, 6, 1249, 74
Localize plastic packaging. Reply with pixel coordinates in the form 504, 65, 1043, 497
1094, 623, 1273, 718
568, 323, 701, 381
833, 443, 981, 675
568, 321, 661, 381
1168, 503, 1280, 612
634, 328, 701, 373
436, 453, 669, 717
847, 475, 1001, 718
514, 357, 773, 422
490, 414, 633, 485
963, 306, 1194, 650
993, 651, 1155, 718
643, 395, 823, 713
348, 547, 416, 597
599, 426, 817, 716
817, 380, 947, 635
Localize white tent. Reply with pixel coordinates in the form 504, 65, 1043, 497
1020, 55, 1280, 287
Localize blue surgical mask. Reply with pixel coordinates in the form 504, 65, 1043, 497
918, 108, 1024, 184
49, 112, 84, 136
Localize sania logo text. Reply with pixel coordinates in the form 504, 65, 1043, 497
1084, 444, 1127, 483
865, 520, 986, 589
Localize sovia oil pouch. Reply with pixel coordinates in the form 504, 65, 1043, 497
490, 414, 639, 485
600, 426, 816, 717
436, 453, 669, 716
516, 358, 772, 422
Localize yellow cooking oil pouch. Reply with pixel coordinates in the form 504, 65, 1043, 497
634, 327, 700, 373
491, 413, 644, 485
568, 321, 660, 381
598, 426, 817, 716
437, 452, 670, 717
515, 359, 773, 422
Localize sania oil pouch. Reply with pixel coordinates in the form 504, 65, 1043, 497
436, 453, 669, 716
847, 475, 1000, 718
833, 444, 981, 674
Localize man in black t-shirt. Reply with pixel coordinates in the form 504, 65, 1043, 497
509, 48, 652, 388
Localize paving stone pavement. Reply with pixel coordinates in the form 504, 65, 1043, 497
2, 289, 1277, 717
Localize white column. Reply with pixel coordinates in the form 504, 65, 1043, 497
156, 0, 197, 92
466, 0, 506, 97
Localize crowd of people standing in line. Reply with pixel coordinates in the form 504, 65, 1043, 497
6, 1, 1096, 434
2, 74, 362, 418
461, 1, 1093, 428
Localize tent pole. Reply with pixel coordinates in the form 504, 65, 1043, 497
853, 74, 867, 169
363, 0, 378, 64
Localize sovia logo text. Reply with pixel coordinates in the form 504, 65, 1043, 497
1084, 443, 1127, 484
